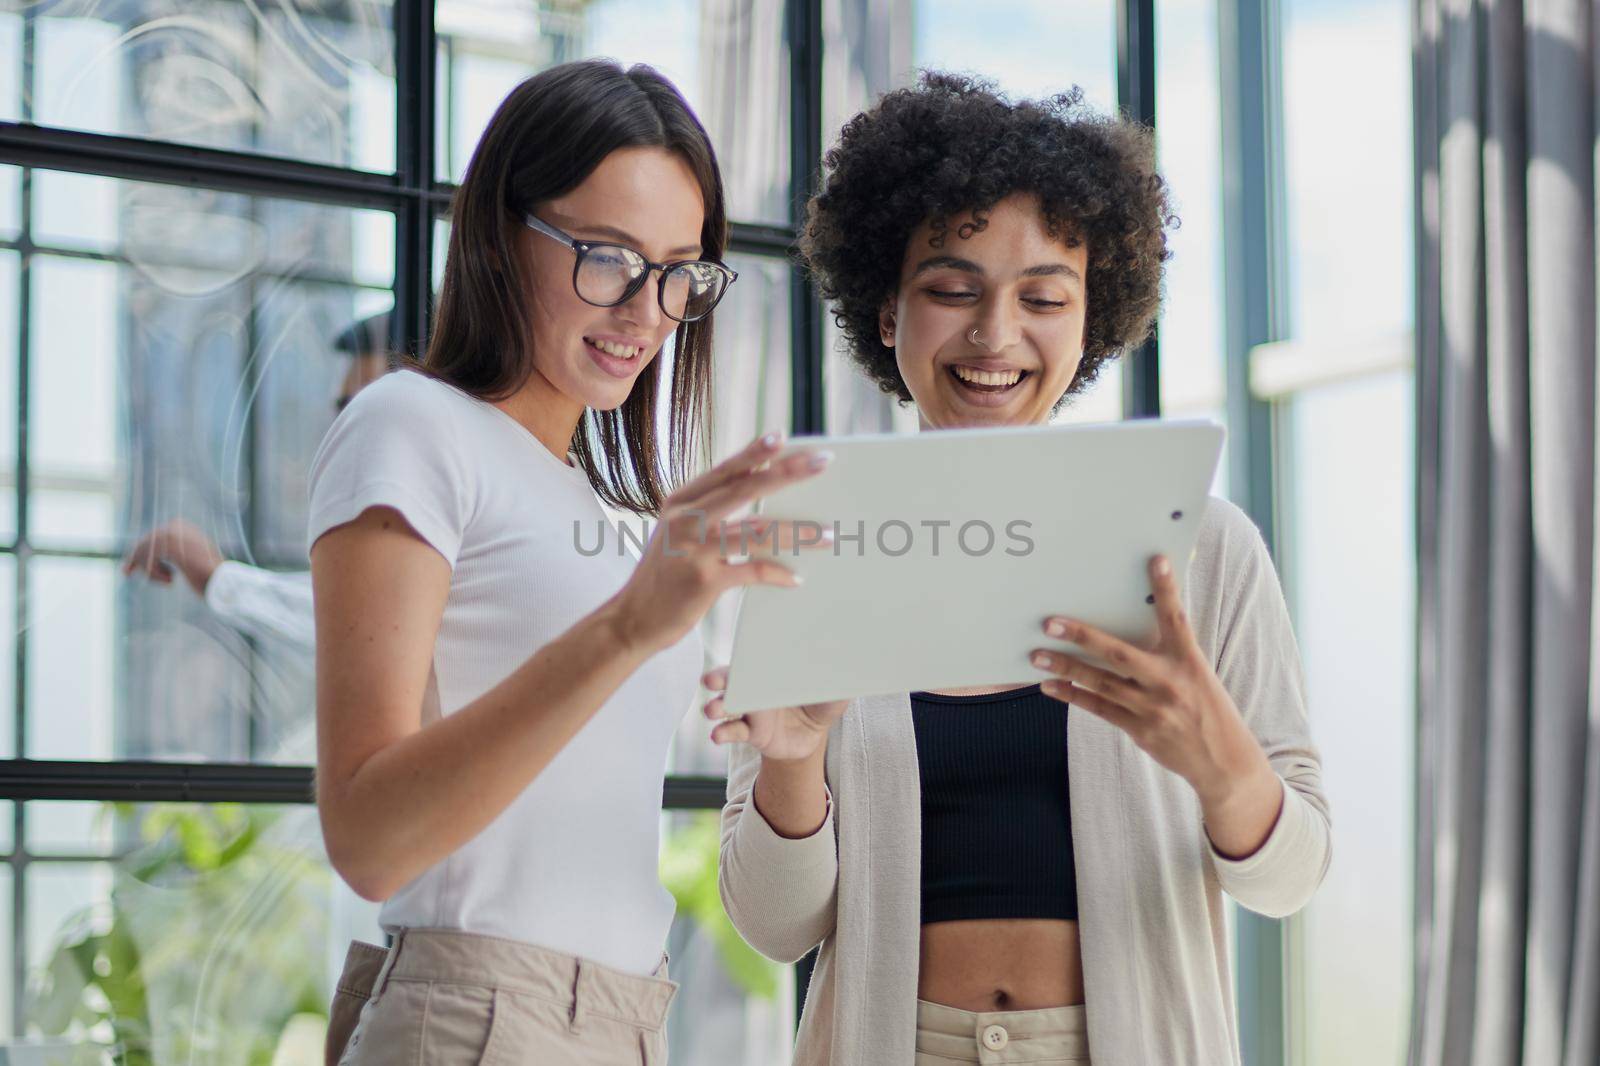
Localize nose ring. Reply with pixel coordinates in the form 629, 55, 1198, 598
969, 327, 984, 348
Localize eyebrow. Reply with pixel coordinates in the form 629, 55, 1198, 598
910, 255, 1083, 284
548, 215, 703, 258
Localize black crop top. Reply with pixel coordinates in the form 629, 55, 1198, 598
911, 683, 1078, 923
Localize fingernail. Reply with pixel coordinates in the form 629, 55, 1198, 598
808, 450, 834, 470
819, 529, 835, 543
1046, 619, 1067, 637
1155, 556, 1171, 576
762, 431, 781, 447
1032, 652, 1052, 668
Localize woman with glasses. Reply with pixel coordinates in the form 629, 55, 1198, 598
310, 59, 827, 1065
708, 73, 1331, 1065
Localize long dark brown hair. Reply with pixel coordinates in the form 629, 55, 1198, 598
424, 59, 725, 515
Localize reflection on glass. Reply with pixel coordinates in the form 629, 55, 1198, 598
22, 0, 395, 171
1, 804, 789, 1057
15, 805, 385, 1055
13, 169, 393, 762
434, 0, 792, 224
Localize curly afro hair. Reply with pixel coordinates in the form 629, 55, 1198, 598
801, 71, 1177, 405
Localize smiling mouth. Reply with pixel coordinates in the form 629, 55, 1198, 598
584, 336, 645, 360
948, 364, 1030, 394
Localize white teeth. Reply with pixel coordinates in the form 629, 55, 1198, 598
953, 365, 1023, 387
590, 338, 641, 359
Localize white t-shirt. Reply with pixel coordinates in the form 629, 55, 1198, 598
306, 368, 704, 975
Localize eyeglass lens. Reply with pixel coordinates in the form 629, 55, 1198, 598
574, 245, 727, 321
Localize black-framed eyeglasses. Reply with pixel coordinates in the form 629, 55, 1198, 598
523, 214, 737, 323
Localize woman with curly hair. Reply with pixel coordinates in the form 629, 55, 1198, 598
706, 73, 1331, 1066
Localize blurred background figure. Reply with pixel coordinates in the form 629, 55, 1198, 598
117, 310, 396, 653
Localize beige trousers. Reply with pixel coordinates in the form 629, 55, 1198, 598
326, 929, 677, 1066
914, 998, 1092, 1065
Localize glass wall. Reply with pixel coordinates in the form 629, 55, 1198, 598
0, 0, 799, 1057
1273, 0, 1415, 1063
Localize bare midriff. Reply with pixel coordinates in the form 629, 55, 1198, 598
917, 918, 1085, 1010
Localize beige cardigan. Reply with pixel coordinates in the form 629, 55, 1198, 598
718, 496, 1332, 1066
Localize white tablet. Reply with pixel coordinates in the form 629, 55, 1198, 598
720, 419, 1226, 714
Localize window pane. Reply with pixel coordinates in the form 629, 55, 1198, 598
26, 558, 115, 760
1049, 362, 1123, 426
1283, 371, 1414, 1066
661, 811, 793, 1063
0, 11, 19, 123
23, 0, 395, 172
25, 172, 395, 561
434, 0, 792, 225
1282, 0, 1412, 341
911, 0, 1116, 114
0, 250, 16, 540
18, 171, 392, 762
0, 801, 13, 855
1156, 0, 1229, 497
1277, 0, 1414, 1061
0, 163, 19, 240
15, 805, 385, 1053
0, 867, 10, 1038
25, 802, 115, 857
670, 251, 791, 777
0, 555, 14, 760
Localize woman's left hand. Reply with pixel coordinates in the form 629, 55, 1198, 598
1030, 554, 1283, 856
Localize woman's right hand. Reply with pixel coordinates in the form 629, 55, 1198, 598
700, 666, 849, 762
607, 432, 833, 655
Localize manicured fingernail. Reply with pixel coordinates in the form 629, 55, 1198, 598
1155, 556, 1171, 576
789, 572, 805, 587
762, 431, 781, 447
1046, 619, 1067, 637
808, 450, 834, 470
1032, 652, 1052, 668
